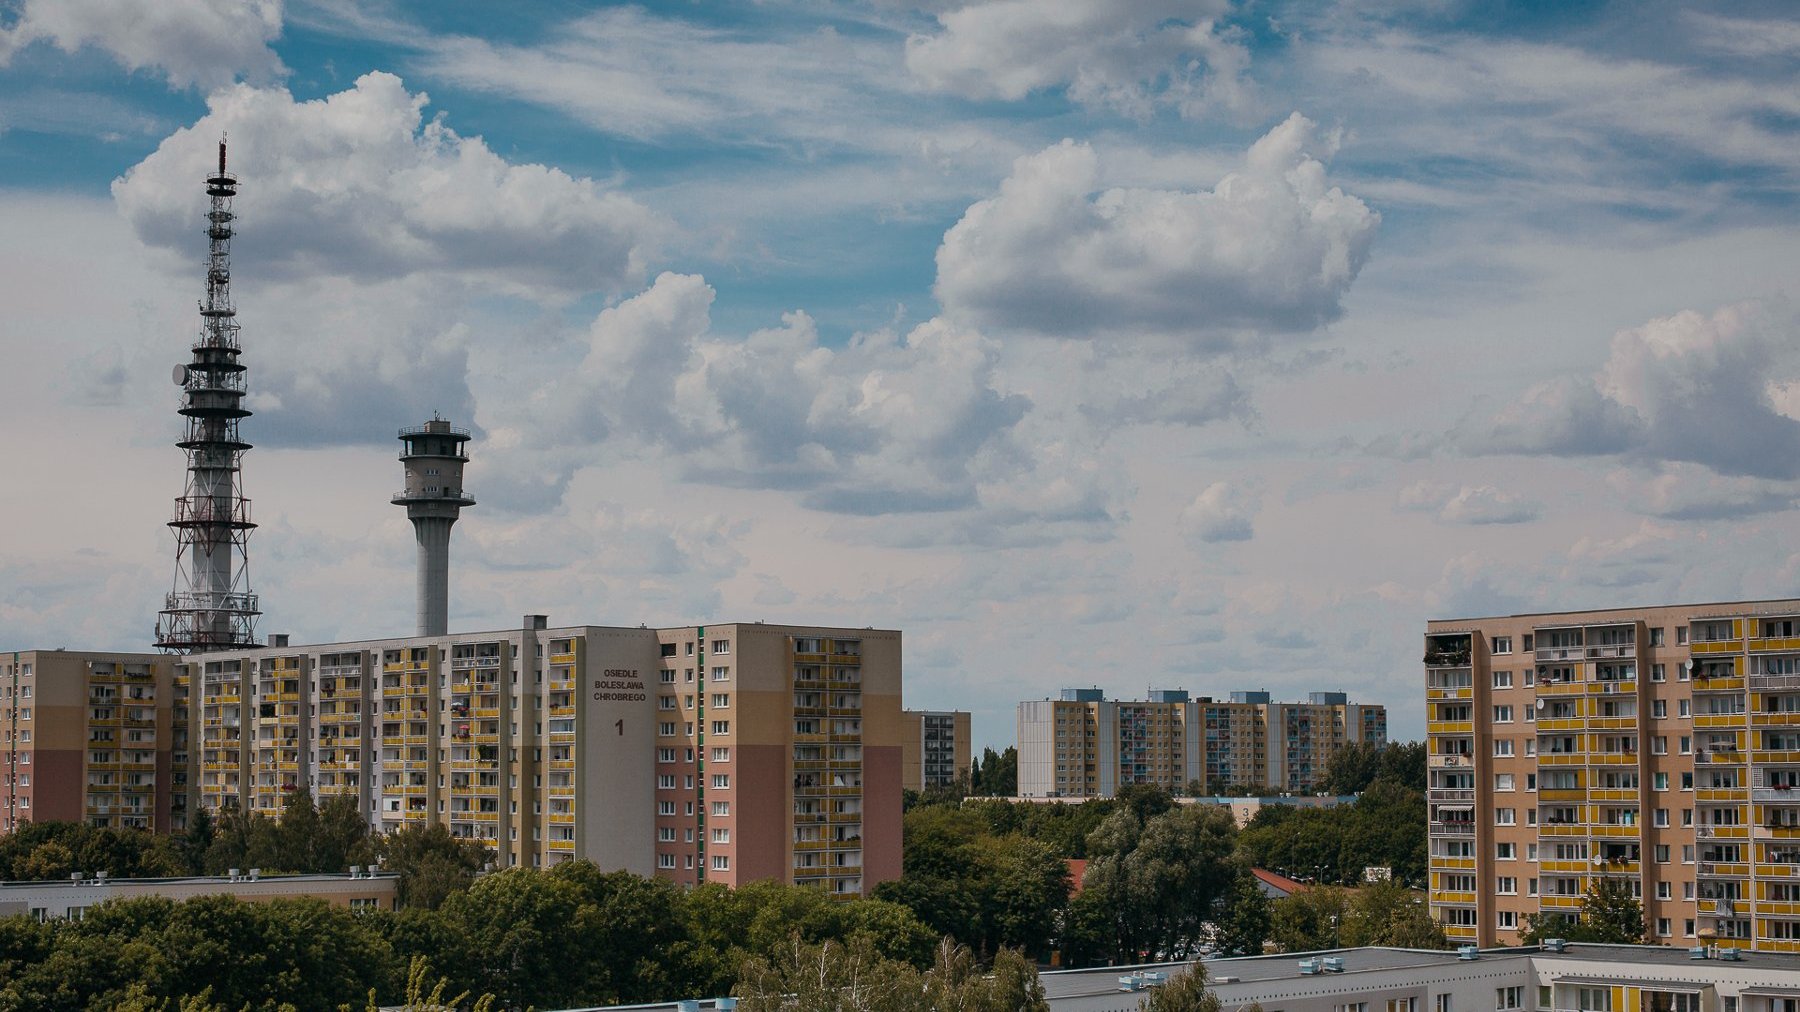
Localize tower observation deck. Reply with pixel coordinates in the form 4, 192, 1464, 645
393, 418, 475, 637
156, 140, 260, 652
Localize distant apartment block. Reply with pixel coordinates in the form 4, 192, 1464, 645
900, 710, 970, 791
4, 619, 902, 898
1426, 599, 1800, 952
1017, 688, 1386, 798
0, 870, 398, 920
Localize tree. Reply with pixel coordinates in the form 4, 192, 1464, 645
734, 935, 1046, 1012
1340, 878, 1447, 949
181, 808, 215, 875
1211, 872, 1272, 957
373, 823, 490, 909
1520, 874, 1647, 945
1077, 802, 1238, 963
1139, 965, 1219, 1012
1269, 886, 1353, 953
970, 747, 1017, 797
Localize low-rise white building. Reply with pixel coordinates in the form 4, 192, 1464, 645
0, 869, 399, 920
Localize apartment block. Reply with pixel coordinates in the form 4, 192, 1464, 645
1017, 688, 1385, 798
2, 651, 181, 834
900, 710, 971, 791
1426, 599, 1800, 952
7, 619, 900, 898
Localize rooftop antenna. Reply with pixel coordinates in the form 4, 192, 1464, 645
156, 137, 260, 652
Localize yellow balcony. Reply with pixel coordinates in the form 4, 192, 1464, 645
1588, 752, 1639, 766
1692, 641, 1740, 654
1751, 712, 1800, 728
548, 784, 575, 796
1431, 890, 1477, 905
549, 680, 574, 693
548, 839, 574, 851
1589, 788, 1638, 802
1756, 824, 1800, 840
1443, 924, 1478, 940
1541, 860, 1590, 874
1537, 718, 1585, 732
1426, 687, 1473, 701
1696, 825, 1750, 840
1754, 750, 1800, 764
548, 705, 575, 718
548, 812, 575, 824
1433, 857, 1476, 870
550, 652, 576, 665
1537, 681, 1588, 696
1590, 823, 1641, 838
1541, 824, 1588, 837
1539, 894, 1584, 910
1428, 720, 1474, 735
1696, 713, 1747, 729
1539, 753, 1587, 766
1694, 676, 1747, 692
1587, 681, 1636, 695
1697, 787, 1746, 803
1749, 637, 1800, 653
548, 759, 575, 771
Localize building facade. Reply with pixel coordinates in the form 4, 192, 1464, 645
1017, 688, 1386, 798
1427, 599, 1800, 952
2, 651, 181, 834
901, 710, 971, 791
6, 620, 901, 897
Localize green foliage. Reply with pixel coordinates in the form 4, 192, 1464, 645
1074, 801, 1238, 964
1268, 880, 1449, 953
959, 796, 1117, 859
0, 822, 187, 881
1519, 874, 1647, 945
734, 935, 1047, 1012
1210, 871, 1272, 957
1138, 965, 1220, 1012
371, 823, 491, 910
876, 806, 1069, 959
969, 747, 1017, 797
1322, 742, 1427, 796
1237, 779, 1427, 885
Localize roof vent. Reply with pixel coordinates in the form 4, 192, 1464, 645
94, 871, 107, 883
349, 865, 362, 879
1718, 947, 1744, 962
228, 868, 241, 880
677, 1001, 700, 1012
1117, 976, 1142, 992
1542, 939, 1567, 953
70, 872, 82, 884
248, 868, 260, 881
1298, 959, 1319, 975
1456, 945, 1479, 961
1689, 946, 1710, 960
716, 1000, 738, 1011
1214, 976, 1239, 985
1140, 972, 1168, 987
1321, 957, 1345, 972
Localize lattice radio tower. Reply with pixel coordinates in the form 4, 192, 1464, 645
155, 139, 261, 652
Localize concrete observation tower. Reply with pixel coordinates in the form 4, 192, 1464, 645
155, 139, 260, 652
393, 419, 475, 636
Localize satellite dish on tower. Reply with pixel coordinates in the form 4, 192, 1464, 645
172, 364, 188, 386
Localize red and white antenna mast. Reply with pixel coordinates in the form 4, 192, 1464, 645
156, 138, 260, 652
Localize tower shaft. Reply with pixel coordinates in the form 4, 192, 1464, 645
394, 419, 474, 637
157, 140, 259, 652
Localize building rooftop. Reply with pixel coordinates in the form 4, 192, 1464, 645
0, 871, 397, 890
1428, 596, 1800, 627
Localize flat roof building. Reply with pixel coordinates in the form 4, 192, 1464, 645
0, 869, 399, 920
1018, 689, 1385, 798
901, 710, 970, 792
1427, 598, 1800, 952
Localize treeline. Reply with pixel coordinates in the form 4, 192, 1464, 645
0, 794, 489, 909
0, 863, 950, 1011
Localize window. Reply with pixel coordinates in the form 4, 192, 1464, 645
712, 774, 730, 789
1654, 772, 1669, 790
1657, 882, 1672, 899
712, 720, 729, 735
1497, 987, 1524, 1011
1527, 843, 1538, 862
657, 748, 676, 763
1652, 663, 1666, 682
712, 827, 730, 843
658, 722, 677, 736
1496, 808, 1516, 826
1496, 910, 1516, 929
657, 801, 676, 816
1577, 988, 1612, 1012
1679, 699, 1690, 717
1495, 773, 1515, 791
659, 827, 677, 842
1494, 740, 1514, 757
712, 693, 729, 709
711, 640, 730, 654
1677, 626, 1688, 644
1493, 671, 1513, 689
711, 855, 730, 871
658, 854, 677, 869
1657, 918, 1672, 937
1653, 700, 1667, 718
1496, 842, 1516, 860
1680, 735, 1691, 754
712, 667, 730, 681
712, 747, 730, 763
1496, 876, 1517, 894
1655, 844, 1670, 863
1653, 736, 1668, 755
1494, 705, 1513, 723
1655, 808, 1671, 827
1336, 1004, 1368, 1012
1650, 627, 1666, 646
1492, 636, 1513, 655
712, 801, 730, 816
656, 775, 676, 789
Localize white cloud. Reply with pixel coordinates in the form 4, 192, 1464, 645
496, 272, 1038, 520
1464, 303, 1800, 479
112, 72, 665, 299
1180, 481, 1259, 543
1398, 481, 1541, 525
0, 0, 285, 91
934, 113, 1379, 342
905, 0, 1248, 119
1610, 464, 1800, 522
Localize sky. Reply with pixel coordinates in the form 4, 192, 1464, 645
3, 0, 1799, 751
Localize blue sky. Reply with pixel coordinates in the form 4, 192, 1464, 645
3, 0, 1800, 751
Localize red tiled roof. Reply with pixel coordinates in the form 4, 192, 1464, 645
1252, 867, 1308, 896
1066, 858, 1088, 896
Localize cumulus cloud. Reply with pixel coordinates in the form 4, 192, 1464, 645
934, 113, 1379, 342
501, 272, 1036, 518
112, 72, 664, 298
0, 0, 285, 91
1180, 481, 1259, 543
905, 0, 1248, 119
1462, 303, 1800, 479
1398, 481, 1541, 525
1610, 465, 1800, 521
